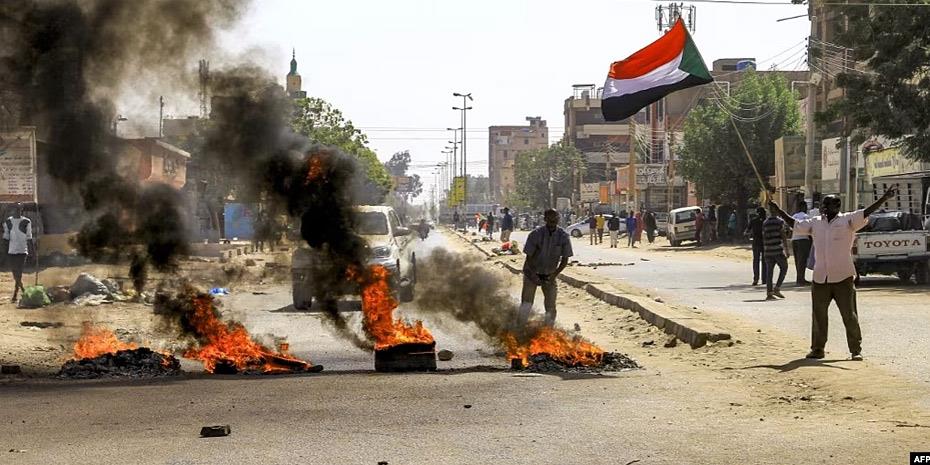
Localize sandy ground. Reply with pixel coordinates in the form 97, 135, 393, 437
0, 231, 927, 463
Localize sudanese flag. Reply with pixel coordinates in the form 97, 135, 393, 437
601, 19, 713, 122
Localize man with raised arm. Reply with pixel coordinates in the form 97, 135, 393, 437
768, 187, 897, 361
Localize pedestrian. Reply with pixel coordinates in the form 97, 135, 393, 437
3, 203, 33, 302
474, 213, 481, 231
486, 211, 495, 239
707, 205, 718, 243
595, 213, 605, 245
644, 210, 657, 244
762, 207, 789, 300
694, 210, 705, 246
518, 209, 573, 327
727, 209, 738, 242
769, 187, 897, 360
500, 207, 514, 243
746, 207, 768, 286
633, 211, 644, 247
452, 210, 460, 230
607, 213, 621, 248
791, 202, 812, 286
626, 213, 638, 247
588, 214, 597, 245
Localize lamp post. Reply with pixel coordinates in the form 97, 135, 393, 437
453, 92, 473, 206
112, 115, 128, 135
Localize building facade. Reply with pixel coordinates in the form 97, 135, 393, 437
488, 117, 548, 203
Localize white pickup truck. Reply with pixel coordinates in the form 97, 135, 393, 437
853, 212, 930, 284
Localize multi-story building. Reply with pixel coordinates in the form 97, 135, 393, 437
488, 117, 548, 203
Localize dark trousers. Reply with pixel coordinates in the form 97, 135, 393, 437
646, 228, 655, 244
752, 244, 768, 284
9, 253, 26, 294
792, 238, 812, 283
810, 277, 861, 354
765, 254, 788, 293
519, 275, 558, 326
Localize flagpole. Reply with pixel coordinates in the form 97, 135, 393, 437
728, 115, 767, 193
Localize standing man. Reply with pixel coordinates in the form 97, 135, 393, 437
588, 214, 597, 245
769, 188, 897, 360
706, 205, 718, 243
625, 213, 638, 248
644, 210, 658, 244
595, 213, 605, 245
762, 207, 788, 300
486, 211, 495, 239
694, 209, 705, 246
607, 213, 621, 248
452, 210, 460, 231
500, 207, 514, 243
746, 207, 768, 286
3, 203, 33, 302
791, 202, 812, 286
519, 209, 573, 327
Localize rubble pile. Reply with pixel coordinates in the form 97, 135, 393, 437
519, 352, 640, 374
58, 348, 181, 379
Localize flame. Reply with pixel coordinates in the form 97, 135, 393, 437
305, 154, 324, 184
504, 326, 604, 367
183, 295, 315, 373
72, 322, 138, 360
358, 265, 434, 350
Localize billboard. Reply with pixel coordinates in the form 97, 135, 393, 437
0, 128, 37, 202
450, 176, 466, 204
635, 164, 668, 188
865, 147, 930, 180
580, 182, 600, 202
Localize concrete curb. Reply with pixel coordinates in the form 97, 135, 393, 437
445, 227, 732, 349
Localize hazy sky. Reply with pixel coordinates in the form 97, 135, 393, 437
214, 0, 810, 200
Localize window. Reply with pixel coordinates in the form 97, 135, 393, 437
163, 157, 177, 176
503, 150, 508, 158
355, 212, 389, 235
523, 138, 528, 145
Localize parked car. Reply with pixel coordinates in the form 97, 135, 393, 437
667, 206, 702, 247
854, 211, 930, 284
566, 215, 626, 238
654, 212, 669, 236
292, 205, 417, 309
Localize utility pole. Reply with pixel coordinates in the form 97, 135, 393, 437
804, 2, 818, 206
453, 93, 473, 206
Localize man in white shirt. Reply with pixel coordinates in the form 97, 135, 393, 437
790, 202, 812, 285
3, 203, 33, 302
769, 188, 896, 361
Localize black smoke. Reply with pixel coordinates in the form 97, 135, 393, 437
414, 248, 538, 346
200, 68, 374, 348
0, 0, 246, 290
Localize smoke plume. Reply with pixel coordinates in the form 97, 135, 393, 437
0, 0, 247, 289
414, 249, 538, 346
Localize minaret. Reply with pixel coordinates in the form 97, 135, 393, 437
286, 49, 306, 98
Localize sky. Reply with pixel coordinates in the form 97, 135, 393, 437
211, 0, 810, 202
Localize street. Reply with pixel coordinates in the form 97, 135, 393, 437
508, 230, 930, 390
2, 229, 930, 464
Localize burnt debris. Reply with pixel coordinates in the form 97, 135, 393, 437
58, 348, 181, 379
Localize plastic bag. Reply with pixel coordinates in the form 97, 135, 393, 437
19, 285, 51, 309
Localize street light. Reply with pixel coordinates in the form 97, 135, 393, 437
453, 92, 473, 207
112, 114, 128, 135
447, 127, 461, 180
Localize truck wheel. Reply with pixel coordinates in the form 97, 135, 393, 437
670, 236, 681, 247
916, 262, 930, 285
897, 270, 913, 284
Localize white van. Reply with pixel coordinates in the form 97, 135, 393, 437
667, 206, 702, 247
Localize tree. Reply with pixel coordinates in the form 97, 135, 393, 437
465, 175, 490, 204
383, 150, 423, 199
677, 71, 801, 226
291, 97, 392, 202
818, 5, 930, 160
513, 142, 585, 210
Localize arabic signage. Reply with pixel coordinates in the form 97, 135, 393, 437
580, 182, 600, 202
635, 164, 667, 188
0, 128, 37, 202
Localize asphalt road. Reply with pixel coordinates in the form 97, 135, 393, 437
509, 230, 930, 387
0, 230, 926, 464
